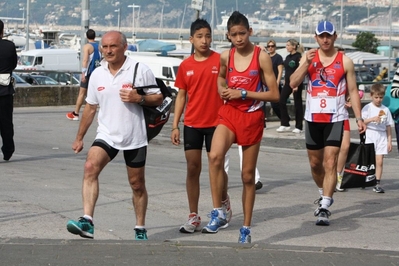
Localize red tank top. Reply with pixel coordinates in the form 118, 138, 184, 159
226, 46, 265, 112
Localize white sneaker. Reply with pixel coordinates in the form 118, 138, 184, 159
179, 213, 201, 233
336, 173, 346, 192
292, 128, 303, 133
222, 193, 232, 223
276, 126, 291, 132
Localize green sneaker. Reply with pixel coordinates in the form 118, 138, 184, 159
134, 228, 148, 240
66, 217, 94, 239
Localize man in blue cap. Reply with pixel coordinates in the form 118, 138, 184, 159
290, 21, 366, 226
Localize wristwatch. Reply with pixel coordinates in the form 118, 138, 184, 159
138, 95, 145, 105
355, 117, 364, 123
241, 89, 247, 100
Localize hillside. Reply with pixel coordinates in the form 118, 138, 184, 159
0, 0, 395, 30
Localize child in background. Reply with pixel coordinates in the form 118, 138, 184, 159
361, 83, 394, 193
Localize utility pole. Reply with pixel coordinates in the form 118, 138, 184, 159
81, 0, 90, 66
190, 0, 203, 54
24, 0, 29, 50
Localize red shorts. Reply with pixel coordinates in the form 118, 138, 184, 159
343, 119, 350, 131
218, 105, 264, 146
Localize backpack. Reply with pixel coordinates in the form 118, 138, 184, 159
132, 62, 173, 141
86, 42, 101, 77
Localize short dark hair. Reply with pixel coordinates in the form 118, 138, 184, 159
0, 20, 4, 36
227, 11, 249, 31
86, 29, 96, 40
190, 18, 211, 37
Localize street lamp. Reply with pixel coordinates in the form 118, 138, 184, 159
19, 6, 25, 30
114, 8, 121, 31
127, 4, 140, 42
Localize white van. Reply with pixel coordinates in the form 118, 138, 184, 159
17, 49, 80, 72
125, 51, 182, 95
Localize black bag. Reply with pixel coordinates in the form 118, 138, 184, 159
341, 134, 377, 189
132, 62, 173, 141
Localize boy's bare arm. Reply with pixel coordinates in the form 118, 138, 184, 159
218, 51, 229, 97
256, 52, 279, 102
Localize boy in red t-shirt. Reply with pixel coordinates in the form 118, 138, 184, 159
171, 19, 231, 234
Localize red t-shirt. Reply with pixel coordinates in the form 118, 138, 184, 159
175, 51, 223, 127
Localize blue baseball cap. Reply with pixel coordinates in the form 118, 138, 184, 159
315, 21, 335, 35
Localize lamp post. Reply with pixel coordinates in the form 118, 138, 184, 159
128, 4, 140, 42
339, 0, 343, 47
114, 8, 121, 31
19, 6, 25, 30
25, 0, 30, 51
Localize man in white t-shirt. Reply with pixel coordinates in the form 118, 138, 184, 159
66, 31, 163, 240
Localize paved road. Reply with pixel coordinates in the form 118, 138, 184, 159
1, 106, 398, 265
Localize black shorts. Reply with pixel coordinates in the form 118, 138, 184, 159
183, 126, 216, 152
92, 139, 146, 168
305, 121, 344, 150
80, 76, 90, 89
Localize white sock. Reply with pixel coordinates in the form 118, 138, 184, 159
216, 208, 225, 219
318, 188, 323, 197
83, 215, 93, 223
320, 196, 332, 209
134, 225, 145, 229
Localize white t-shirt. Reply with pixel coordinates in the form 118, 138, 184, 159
86, 56, 160, 150
362, 102, 394, 132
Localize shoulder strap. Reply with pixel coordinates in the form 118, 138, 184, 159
132, 62, 139, 86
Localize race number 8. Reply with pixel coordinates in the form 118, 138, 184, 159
320, 98, 327, 108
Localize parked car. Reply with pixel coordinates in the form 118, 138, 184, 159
355, 71, 374, 92
18, 74, 59, 85
43, 72, 80, 85
12, 73, 31, 87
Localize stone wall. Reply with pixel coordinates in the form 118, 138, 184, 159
13, 85, 366, 120
14, 86, 80, 107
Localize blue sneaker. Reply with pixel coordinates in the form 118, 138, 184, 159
134, 228, 148, 240
238, 227, 251, 243
201, 210, 228, 233
66, 217, 94, 239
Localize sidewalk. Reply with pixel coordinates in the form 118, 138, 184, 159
1, 106, 398, 266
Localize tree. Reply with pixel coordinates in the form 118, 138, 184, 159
352, 32, 380, 54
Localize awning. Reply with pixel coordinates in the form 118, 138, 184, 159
136, 39, 176, 52
345, 51, 391, 65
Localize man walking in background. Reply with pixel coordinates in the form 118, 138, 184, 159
66, 29, 101, 121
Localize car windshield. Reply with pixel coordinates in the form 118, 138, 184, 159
12, 73, 28, 83
34, 76, 58, 85
18, 55, 35, 66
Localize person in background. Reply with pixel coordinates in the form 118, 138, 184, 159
0, 19, 18, 161
66, 29, 101, 121
171, 19, 232, 234
276, 39, 304, 133
390, 64, 399, 154
66, 31, 163, 240
266, 39, 284, 120
290, 21, 366, 226
362, 83, 394, 193
202, 11, 278, 243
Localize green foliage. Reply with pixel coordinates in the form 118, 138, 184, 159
352, 32, 380, 54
